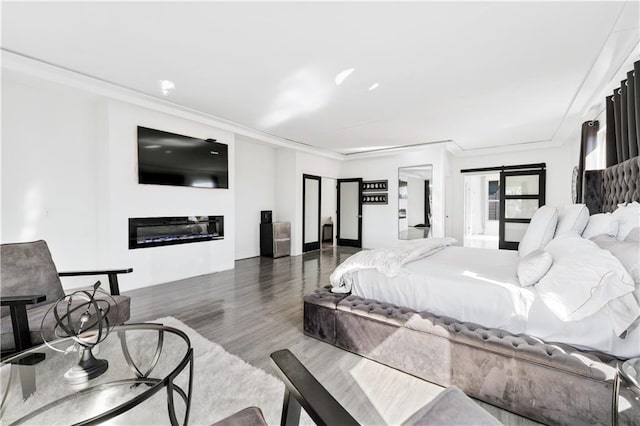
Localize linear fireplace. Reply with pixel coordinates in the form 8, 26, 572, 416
128, 216, 224, 249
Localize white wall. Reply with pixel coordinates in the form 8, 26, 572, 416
274, 148, 297, 225
341, 146, 450, 249
235, 135, 276, 259
450, 144, 573, 244
2, 72, 236, 291
102, 100, 235, 291
1, 73, 101, 273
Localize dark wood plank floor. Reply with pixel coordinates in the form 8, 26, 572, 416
126, 246, 536, 425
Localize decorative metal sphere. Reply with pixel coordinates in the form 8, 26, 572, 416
41, 281, 116, 384
44, 281, 113, 350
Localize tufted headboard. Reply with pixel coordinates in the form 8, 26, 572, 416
584, 157, 640, 214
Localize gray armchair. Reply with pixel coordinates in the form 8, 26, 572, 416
0, 240, 131, 355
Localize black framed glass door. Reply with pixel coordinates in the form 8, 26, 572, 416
337, 178, 362, 248
499, 168, 546, 250
303, 174, 322, 252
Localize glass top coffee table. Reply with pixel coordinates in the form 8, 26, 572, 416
0, 323, 193, 425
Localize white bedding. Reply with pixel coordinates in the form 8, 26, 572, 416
350, 246, 640, 358
330, 238, 455, 293
536, 234, 638, 336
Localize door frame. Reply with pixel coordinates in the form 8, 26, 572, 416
499, 168, 546, 250
302, 174, 322, 252
336, 178, 363, 248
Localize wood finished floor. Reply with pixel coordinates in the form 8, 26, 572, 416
126, 246, 537, 426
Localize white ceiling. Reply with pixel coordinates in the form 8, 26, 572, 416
2, 1, 639, 155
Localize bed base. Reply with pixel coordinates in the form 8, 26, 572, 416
304, 287, 639, 426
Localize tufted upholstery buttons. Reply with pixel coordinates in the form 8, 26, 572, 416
303, 288, 632, 426
403, 309, 619, 379
307, 287, 620, 380
303, 286, 350, 308
335, 293, 416, 325
602, 157, 640, 212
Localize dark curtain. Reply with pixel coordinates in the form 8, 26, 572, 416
577, 120, 599, 202
424, 180, 431, 227
606, 60, 640, 166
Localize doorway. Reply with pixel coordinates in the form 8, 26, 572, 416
302, 174, 321, 252
462, 163, 546, 250
463, 173, 500, 249
499, 168, 546, 250
337, 178, 362, 248
321, 177, 337, 248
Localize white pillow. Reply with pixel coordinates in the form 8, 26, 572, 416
626, 227, 640, 243
555, 204, 589, 236
518, 206, 558, 257
537, 234, 638, 336
591, 234, 640, 286
517, 249, 553, 287
592, 231, 640, 337
581, 213, 619, 239
612, 201, 640, 240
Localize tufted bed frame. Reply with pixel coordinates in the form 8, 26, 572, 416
585, 157, 640, 214
303, 157, 640, 426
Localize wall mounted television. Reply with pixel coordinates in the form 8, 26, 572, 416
137, 126, 228, 189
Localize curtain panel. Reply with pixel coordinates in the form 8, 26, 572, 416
577, 120, 599, 202
606, 60, 640, 166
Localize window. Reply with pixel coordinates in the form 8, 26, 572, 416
487, 180, 499, 221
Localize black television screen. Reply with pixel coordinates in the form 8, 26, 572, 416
137, 126, 228, 189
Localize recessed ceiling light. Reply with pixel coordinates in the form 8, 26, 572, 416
158, 80, 175, 96
334, 68, 355, 86
368, 83, 380, 91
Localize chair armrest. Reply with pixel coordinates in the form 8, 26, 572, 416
1, 295, 46, 354
0, 295, 46, 306
270, 349, 359, 426
58, 268, 133, 295
58, 268, 133, 276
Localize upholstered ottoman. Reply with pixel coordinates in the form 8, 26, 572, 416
304, 287, 640, 426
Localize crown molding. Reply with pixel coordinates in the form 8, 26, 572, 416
5, 45, 635, 163
1, 49, 345, 161
341, 140, 457, 160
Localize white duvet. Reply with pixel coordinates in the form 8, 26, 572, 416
347, 244, 640, 358
330, 238, 456, 293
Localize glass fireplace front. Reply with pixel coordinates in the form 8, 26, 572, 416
128, 216, 224, 249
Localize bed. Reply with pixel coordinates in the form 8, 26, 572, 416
304, 156, 640, 426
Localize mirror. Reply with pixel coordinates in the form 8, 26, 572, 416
303, 174, 321, 252
398, 165, 433, 240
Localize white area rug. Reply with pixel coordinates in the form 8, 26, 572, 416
1, 317, 287, 425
